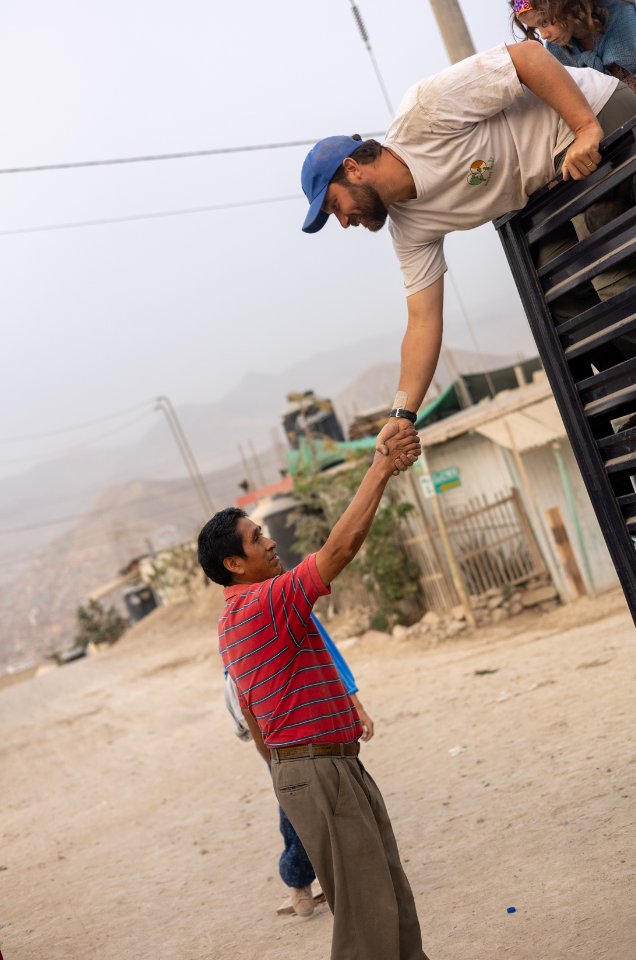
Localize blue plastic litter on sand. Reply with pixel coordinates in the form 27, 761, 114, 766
507, 907, 516, 914
484, 783, 490, 787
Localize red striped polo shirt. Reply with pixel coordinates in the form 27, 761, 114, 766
218, 554, 362, 748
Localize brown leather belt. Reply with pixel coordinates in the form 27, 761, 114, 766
270, 742, 360, 761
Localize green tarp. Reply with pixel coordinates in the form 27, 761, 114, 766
414, 383, 462, 429
286, 435, 376, 477
286, 383, 462, 477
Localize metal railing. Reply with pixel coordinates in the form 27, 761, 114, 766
494, 117, 636, 625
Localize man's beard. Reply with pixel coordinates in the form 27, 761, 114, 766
345, 182, 388, 232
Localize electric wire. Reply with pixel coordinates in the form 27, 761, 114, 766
0, 132, 386, 176
0, 193, 305, 237
0, 398, 155, 445
0, 410, 154, 467
0, 480, 202, 559
0, 477, 207, 536
447, 266, 497, 399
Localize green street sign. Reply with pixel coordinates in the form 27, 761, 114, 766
415, 460, 461, 497
432, 466, 461, 492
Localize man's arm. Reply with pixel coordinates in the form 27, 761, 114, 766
315, 427, 421, 586
376, 277, 444, 459
350, 692, 374, 741
506, 41, 603, 181
241, 708, 270, 762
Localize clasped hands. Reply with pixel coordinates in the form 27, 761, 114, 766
374, 419, 421, 476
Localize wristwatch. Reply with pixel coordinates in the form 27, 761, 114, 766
389, 407, 417, 423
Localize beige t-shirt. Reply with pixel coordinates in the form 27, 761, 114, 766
385, 43, 618, 297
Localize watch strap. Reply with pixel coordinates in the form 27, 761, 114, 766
389, 407, 417, 423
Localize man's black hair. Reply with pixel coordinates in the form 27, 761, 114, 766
198, 507, 247, 587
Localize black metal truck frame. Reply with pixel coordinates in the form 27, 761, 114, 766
494, 117, 636, 625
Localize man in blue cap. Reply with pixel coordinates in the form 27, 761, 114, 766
301, 41, 636, 455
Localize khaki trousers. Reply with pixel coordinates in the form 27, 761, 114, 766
271, 751, 429, 960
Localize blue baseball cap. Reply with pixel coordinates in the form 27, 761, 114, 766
301, 135, 365, 234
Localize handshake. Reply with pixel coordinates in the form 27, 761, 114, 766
374, 420, 422, 477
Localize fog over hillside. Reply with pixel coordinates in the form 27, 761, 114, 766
0, 336, 530, 668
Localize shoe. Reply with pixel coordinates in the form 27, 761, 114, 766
290, 885, 315, 917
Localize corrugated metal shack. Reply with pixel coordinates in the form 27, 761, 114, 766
413, 377, 618, 602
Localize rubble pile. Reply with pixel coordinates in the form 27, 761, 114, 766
392, 573, 560, 644
470, 573, 559, 626
328, 607, 372, 642
392, 608, 468, 645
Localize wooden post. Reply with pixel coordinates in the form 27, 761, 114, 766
510, 486, 546, 575
504, 420, 537, 513
501, 418, 570, 604
420, 451, 476, 628
407, 470, 458, 606
545, 506, 587, 599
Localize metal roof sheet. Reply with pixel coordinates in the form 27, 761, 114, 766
418, 379, 557, 450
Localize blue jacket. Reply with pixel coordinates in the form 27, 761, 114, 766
310, 614, 358, 696
547, 0, 636, 77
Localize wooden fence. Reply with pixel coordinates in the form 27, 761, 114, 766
443, 488, 546, 596
395, 475, 546, 609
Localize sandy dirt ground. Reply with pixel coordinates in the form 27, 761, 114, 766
1, 587, 636, 960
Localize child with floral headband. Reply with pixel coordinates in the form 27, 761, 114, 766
511, 0, 636, 89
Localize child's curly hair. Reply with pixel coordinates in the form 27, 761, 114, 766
508, 0, 611, 42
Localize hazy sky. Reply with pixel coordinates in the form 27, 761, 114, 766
0, 0, 535, 471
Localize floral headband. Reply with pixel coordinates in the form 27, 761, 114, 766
514, 0, 533, 17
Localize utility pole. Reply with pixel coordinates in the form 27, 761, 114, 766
248, 439, 267, 489
238, 443, 257, 492
155, 395, 215, 519
428, 0, 476, 64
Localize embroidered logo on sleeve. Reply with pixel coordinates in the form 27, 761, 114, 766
467, 157, 494, 185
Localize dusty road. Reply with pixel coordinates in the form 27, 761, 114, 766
1, 589, 635, 960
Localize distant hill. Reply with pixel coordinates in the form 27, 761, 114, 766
332, 347, 516, 432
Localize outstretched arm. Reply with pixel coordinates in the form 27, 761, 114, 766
376, 277, 444, 462
315, 427, 421, 585
506, 41, 603, 181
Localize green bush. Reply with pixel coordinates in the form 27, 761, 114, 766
290, 454, 421, 624
74, 599, 128, 649
359, 499, 421, 617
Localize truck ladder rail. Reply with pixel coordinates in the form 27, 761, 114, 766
494, 117, 636, 624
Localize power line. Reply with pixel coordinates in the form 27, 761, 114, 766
0, 478, 203, 553
349, 2, 394, 116
0, 193, 305, 237
0, 398, 154, 445
0, 477, 203, 537
0, 131, 386, 176
447, 266, 497, 399
0, 410, 154, 467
